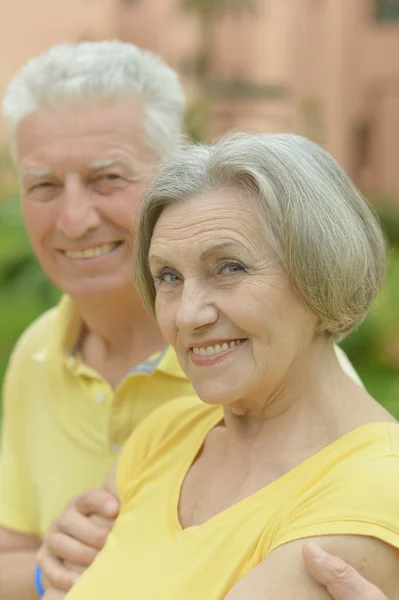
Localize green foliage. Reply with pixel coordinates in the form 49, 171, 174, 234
338, 198, 399, 417
375, 0, 399, 21
0, 198, 60, 305
372, 199, 399, 248
181, 0, 257, 18
340, 250, 399, 418
0, 197, 60, 388
184, 95, 210, 142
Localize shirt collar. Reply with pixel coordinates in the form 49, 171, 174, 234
32, 295, 80, 364
130, 346, 187, 380
53, 295, 82, 359
37, 295, 188, 381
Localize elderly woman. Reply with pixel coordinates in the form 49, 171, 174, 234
63, 132, 399, 600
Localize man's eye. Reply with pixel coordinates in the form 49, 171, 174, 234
94, 173, 129, 193
32, 182, 54, 190
95, 173, 122, 183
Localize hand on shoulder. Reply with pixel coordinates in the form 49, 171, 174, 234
303, 543, 390, 600
38, 484, 119, 592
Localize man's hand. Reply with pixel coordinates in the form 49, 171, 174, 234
303, 543, 389, 599
38, 489, 119, 592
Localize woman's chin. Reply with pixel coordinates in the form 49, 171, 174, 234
193, 384, 240, 408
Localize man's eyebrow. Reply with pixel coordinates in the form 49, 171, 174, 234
87, 157, 131, 171
21, 168, 54, 179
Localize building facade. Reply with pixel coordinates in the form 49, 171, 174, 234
1, 0, 399, 201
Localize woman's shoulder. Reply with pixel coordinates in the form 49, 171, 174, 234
327, 420, 399, 461
136, 395, 223, 443
116, 396, 222, 494
302, 421, 399, 486
269, 422, 399, 554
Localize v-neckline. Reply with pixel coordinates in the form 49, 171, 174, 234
168, 418, 397, 539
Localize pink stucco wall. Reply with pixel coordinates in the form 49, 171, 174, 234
0, 0, 114, 112
1, 0, 398, 201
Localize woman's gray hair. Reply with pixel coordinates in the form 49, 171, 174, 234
2, 40, 184, 161
134, 131, 387, 340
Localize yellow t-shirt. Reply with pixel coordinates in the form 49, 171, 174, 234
66, 396, 399, 600
0, 296, 193, 538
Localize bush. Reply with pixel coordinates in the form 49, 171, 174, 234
340, 250, 399, 417
0, 198, 60, 391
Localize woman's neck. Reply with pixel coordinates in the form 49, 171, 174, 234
220, 339, 369, 463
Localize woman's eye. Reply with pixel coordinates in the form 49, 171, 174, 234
162, 273, 178, 283
217, 262, 245, 276
155, 271, 180, 284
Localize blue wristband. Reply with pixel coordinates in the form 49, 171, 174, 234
35, 565, 45, 597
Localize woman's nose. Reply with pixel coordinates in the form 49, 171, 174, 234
175, 281, 218, 333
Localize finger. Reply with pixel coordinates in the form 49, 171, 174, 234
74, 489, 119, 519
303, 543, 387, 600
89, 513, 116, 531
63, 561, 86, 576
46, 532, 99, 567
56, 510, 110, 550
39, 551, 79, 592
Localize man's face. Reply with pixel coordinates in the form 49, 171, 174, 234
16, 98, 157, 299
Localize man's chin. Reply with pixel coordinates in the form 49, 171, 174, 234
59, 277, 130, 302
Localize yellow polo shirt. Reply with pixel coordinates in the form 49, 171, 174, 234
0, 294, 361, 540
0, 296, 193, 538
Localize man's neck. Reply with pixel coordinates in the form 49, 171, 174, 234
74, 287, 166, 386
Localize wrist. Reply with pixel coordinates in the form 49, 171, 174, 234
35, 565, 45, 597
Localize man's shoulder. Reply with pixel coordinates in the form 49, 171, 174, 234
8, 304, 60, 367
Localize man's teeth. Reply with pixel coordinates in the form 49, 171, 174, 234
192, 340, 242, 356
65, 243, 118, 259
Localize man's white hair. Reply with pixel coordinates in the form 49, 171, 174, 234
2, 40, 185, 160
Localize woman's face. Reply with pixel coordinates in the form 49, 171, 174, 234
149, 188, 317, 412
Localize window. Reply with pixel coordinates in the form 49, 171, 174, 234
376, 0, 399, 21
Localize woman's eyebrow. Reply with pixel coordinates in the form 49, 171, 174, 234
200, 242, 242, 261
149, 241, 243, 268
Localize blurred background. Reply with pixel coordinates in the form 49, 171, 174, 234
0, 0, 399, 416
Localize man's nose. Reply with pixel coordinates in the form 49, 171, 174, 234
56, 179, 101, 239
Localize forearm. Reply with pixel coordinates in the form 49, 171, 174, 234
0, 551, 38, 600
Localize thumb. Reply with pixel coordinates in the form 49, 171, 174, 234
302, 543, 387, 600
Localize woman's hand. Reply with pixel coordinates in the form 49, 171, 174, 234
38, 488, 119, 591
303, 543, 388, 599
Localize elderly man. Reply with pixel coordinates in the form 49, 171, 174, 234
0, 40, 193, 599
0, 41, 389, 600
